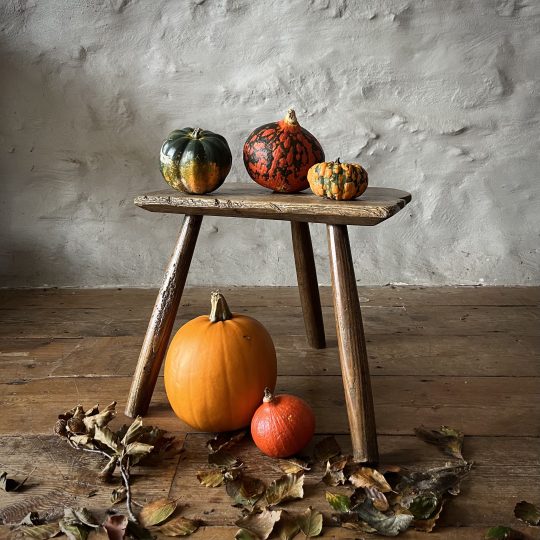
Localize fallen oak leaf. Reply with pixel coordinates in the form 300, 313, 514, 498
325, 491, 352, 513
265, 472, 304, 506
235, 509, 282, 540
349, 467, 392, 493
102, 514, 128, 540
155, 516, 199, 537
514, 500, 540, 526
138, 498, 177, 527
485, 525, 525, 539
313, 436, 341, 464
414, 425, 464, 461
197, 469, 225, 488
20, 523, 61, 539
297, 507, 323, 538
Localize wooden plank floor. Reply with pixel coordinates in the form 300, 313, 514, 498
0, 286, 539, 539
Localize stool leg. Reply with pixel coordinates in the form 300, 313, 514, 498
125, 214, 203, 418
326, 223, 378, 463
291, 221, 326, 349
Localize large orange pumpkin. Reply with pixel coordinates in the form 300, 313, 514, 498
164, 292, 277, 432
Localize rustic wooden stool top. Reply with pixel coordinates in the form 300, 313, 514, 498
126, 184, 411, 463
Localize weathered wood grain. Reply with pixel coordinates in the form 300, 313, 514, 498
125, 215, 202, 418
2, 286, 538, 311
134, 184, 411, 226
290, 222, 326, 349
2, 375, 538, 437
0, 434, 184, 526
2, 304, 537, 339
327, 224, 377, 462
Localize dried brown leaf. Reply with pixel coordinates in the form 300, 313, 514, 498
234, 529, 257, 540
297, 507, 323, 538
265, 472, 304, 506
139, 498, 177, 527
278, 458, 311, 475
59, 520, 90, 540
412, 499, 445, 532
120, 416, 145, 446
0, 470, 28, 492
365, 486, 389, 512
21, 523, 61, 539
349, 467, 392, 493
322, 455, 349, 487
414, 425, 465, 460
156, 516, 199, 537
83, 402, 117, 430
102, 515, 127, 540
235, 509, 282, 540
313, 436, 341, 463
207, 430, 246, 453
325, 491, 352, 513
485, 526, 525, 539
208, 449, 242, 470
354, 499, 413, 536
197, 469, 225, 488
111, 487, 127, 504
514, 500, 540, 526
226, 475, 266, 509
275, 511, 300, 540
124, 442, 154, 464
93, 426, 121, 453
63, 508, 99, 529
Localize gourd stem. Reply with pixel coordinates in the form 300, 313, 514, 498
191, 128, 203, 139
209, 291, 233, 322
284, 109, 299, 126
263, 388, 274, 403
336, 157, 341, 164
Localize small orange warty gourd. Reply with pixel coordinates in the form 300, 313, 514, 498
307, 158, 368, 200
251, 388, 316, 458
164, 292, 277, 432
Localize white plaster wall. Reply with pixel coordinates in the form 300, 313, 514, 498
1, 0, 539, 287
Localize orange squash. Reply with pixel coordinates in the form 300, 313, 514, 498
164, 292, 277, 432
251, 388, 315, 458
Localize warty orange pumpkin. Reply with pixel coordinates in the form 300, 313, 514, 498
164, 291, 277, 432
251, 388, 316, 458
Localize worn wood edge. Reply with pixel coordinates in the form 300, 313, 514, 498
133, 186, 411, 226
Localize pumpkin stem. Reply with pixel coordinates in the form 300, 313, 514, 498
191, 128, 203, 139
263, 388, 274, 403
336, 157, 341, 164
209, 290, 233, 322
284, 109, 299, 126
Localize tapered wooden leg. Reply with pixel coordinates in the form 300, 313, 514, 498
327, 224, 378, 463
291, 221, 326, 349
125, 214, 203, 418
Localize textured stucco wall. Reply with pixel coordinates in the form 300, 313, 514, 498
1, 0, 539, 287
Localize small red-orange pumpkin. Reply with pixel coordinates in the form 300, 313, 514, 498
250, 388, 315, 458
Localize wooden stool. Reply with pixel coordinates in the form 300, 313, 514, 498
126, 184, 411, 463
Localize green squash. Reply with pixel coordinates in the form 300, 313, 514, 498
160, 128, 232, 194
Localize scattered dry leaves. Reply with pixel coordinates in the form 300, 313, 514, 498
297, 507, 323, 538
265, 472, 305, 506
138, 498, 177, 528
414, 425, 465, 461
514, 500, 540, 526
235, 509, 282, 540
